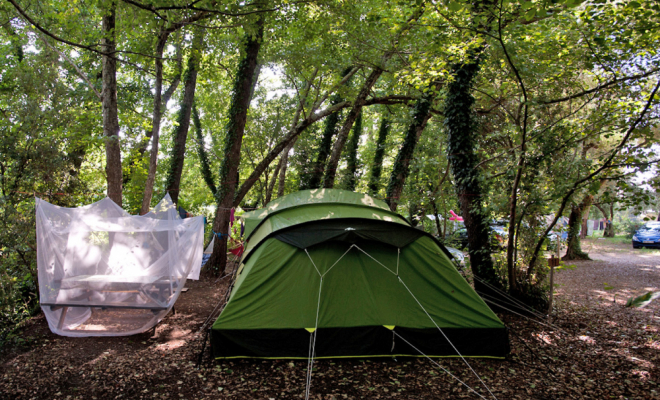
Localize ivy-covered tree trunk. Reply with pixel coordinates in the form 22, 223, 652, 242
367, 116, 390, 196
386, 94, 432, 212
323, 68, 383, 188
303, 97, 341, 190
164, 29, 204, 205
444, 56, 502, 292
340, 112, 362, 191
206, 20, 263, 275
102, 1, 122, 206
323, 5, 424, 189
193, 102, 217, 195
563, 194, 593, 260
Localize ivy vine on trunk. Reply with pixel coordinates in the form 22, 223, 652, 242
444, 53, 502, 292
340, 111, 362, 191
164, 28, 205, 205
367, 115, 390, 196
206, 18, 264, 276
386, 92, 432, 212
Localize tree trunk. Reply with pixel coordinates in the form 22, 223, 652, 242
139, 31, 172, 214
444, 55, 502, 292
124, 39, 182, 186
323, 6, 424, 189
233, 101, 349, 205
193, 102, 217, 195
367, 116, 390, 196
580, 204, 592, 239
431, 201, 442, 237
596, 203, 615, 237
278, 141, 294, 197
563, 194, 593, 260
164, 28, 204, 205
303, 67, 353, 190
323, 68, 383, 188
303, 97, 341, 190
386, 93, 432, 211
264, 156, 282, 205
102, 1, 122, 206
340, 112, 362, 191
205, 19, 264, 275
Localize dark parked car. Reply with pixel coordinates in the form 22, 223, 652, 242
447, 225, 507, 251
632, 222, 660, 249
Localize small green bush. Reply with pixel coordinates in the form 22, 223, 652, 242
619, 219, 644, 238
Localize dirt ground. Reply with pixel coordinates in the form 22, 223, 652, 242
1, 238, 659, 399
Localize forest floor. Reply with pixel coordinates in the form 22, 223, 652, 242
1, 238, 659, 399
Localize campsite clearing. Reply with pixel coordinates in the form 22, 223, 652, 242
1, 237, 659, 399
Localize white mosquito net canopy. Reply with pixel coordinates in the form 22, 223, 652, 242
36, 194, 204, 337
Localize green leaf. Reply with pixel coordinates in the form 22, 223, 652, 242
625, 291, 660, 308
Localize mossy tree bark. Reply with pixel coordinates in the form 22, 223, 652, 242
367, 116, 390, 196
102, 1, 122, 206
444, 55, 502, 292
385, 93, 432, 212
304, 95, 342, 190
563, 194, 593, 260
206, 19, 264, 275
340, 112, 362, 191
164, 28, 205, 206
323, 68, 383, 188
193, 102, 217, 196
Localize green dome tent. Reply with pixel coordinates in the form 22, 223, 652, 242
211, 189, 509, 360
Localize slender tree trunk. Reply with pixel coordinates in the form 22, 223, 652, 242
124, 39, 182, 186
304, 67, 353, 190
596, 203, 615, 237
102, 1, 122, 206
323, 6, 424, 189
264, 156, 282, 205
140, 31, 172, 214
206, 20, 264, 275
563, 194, 593, 260
278, 140, 294, 197
368, 116, 390, 196
193, 102, 217, 195
444, 54, 502, 292
386, 93, 432, 211
323, 69, 383, 188
304, 99, 341, 190
165, 28, 205, 205
431, 201, 442, 237
340, 112, 362, 191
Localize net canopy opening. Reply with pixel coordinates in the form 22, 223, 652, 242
36, 194, 204, 337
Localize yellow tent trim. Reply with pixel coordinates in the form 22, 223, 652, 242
383, 325, 395, 330
305, 328, 316, 333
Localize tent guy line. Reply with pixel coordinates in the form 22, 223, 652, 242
392, 330, 489, 400
303, 243, 498, 400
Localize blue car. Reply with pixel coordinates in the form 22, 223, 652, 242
632, 222, 660, 249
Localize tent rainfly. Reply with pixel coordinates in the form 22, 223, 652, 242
37, 194, 204, 337
211, 189, 510, 360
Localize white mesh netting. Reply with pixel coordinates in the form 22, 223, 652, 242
36, 194, 204, 337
